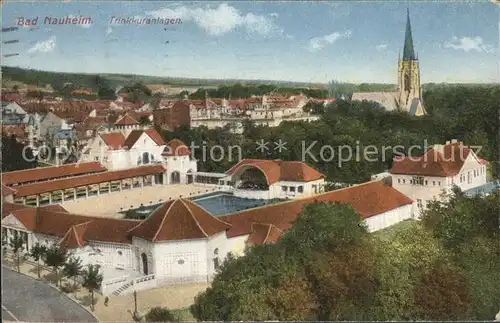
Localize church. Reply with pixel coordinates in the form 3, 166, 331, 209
352, 9, 426, 116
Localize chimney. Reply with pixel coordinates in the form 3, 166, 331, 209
451, 139, 458, 144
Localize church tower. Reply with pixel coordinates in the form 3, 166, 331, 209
397, 9, 426, 115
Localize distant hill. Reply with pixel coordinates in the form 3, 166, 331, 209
1, 66, 328, 92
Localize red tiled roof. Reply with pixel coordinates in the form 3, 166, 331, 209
100, 132, 126, 150
60, 222, 90, 249
220, 181, 413, 238
389, 142, 476, 177
226, 159, 325, 185
3, 204, 68, 228
12, 165, 166, 197
115, 114, 138, 126
129, 199, 231, 242
31, 209, 139, 244
478, 157, 489, 165
2, 185, 16, 196
123, 130, 143, 149
2, 162, 107, 186
2, 202, 27, 218
144, 129, 165, 145
163, 139, 191, 156
246, 223, 284, 245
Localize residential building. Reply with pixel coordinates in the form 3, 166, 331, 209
389, 139, 488, 216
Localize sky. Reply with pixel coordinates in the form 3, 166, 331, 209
2, 1, 499, 84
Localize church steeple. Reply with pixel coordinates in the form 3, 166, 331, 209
403, 8, 416, 60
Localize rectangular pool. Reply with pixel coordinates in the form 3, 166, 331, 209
121, 193, 285, 219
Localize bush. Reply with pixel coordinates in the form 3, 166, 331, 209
145, 307, 175, 322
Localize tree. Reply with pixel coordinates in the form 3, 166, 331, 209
279, 202, 368, 262
63, 256, 83, 296
81, 264, 103, 312
30, 243, 47, 278
138, 116, 151, 125
9, 233, 25, 273
414, 261, 471, 320
44, 245, 68, 286
145, 307, 175, 322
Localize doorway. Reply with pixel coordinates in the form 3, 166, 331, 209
141, 253, 148, 275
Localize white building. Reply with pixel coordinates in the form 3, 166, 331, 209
223, 159, 326, 200
161, 139, 198, 185
81, 129, 166, 170
2, 175, 413, 295
389, 140, 488, 216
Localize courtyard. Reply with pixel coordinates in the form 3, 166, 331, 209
61, 184, 219, 218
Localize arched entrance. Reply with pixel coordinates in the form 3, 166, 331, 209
141, 253, 148, 275
170, 171, 181, 184
186, 170, 194, 184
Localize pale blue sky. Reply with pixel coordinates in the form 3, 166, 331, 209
2, 1, 498, 83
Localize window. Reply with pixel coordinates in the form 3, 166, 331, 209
281, 186, 287, 192
411, 176, 424, 186
298, 186, 304, 193
289, 187, 296, 193
438, 181, 441, 186
177, 259, 185, 265
214, 248, 219, 255
433, 181, 436, 186
95, 157, 99, 161
417, 199, 423, 208
103, 157, 108, 163
398, 179, 401, 184
213, 257, 220, 269
117, 250, 123, 256
403, 179, 406, 184
425, 180, 428, 185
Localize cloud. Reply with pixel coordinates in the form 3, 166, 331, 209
146, 3, 282, 36
376, 44, 388, 51
106, 26, 113, 34
28, 36, 56, 53
444, 36, 494, 53
307, 30, 351, 52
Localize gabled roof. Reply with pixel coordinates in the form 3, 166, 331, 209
122, 129, 165, 149
163, 139, 191, 156
246, 223, 283, 245
226, 159, 325, 185
60, 222, 90, 249
129, 199, 231, 242
4, 204, 68, 229
144, 129, 165, 146
220, 180, 413, 238
115, 114, 139, 126
2, 162, 107, 186
389, 142, 477, 177
100, 132, 126, 150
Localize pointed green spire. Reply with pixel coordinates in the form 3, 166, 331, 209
403, 8, 416, 60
